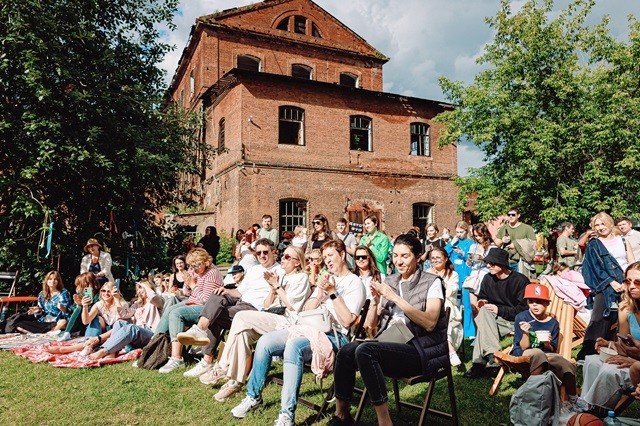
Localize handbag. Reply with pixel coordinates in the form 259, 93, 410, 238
297, 307, 332, 333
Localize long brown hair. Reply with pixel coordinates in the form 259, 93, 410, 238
74, 272, 99, 294
620, 261, 640, 314
311, 214, 332, 242
42, 271, 63, 300
353, 245, 382, 283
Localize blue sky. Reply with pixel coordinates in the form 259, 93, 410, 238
159, 0, 640, 176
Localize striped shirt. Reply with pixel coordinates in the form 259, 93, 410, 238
187, 266, 224, 305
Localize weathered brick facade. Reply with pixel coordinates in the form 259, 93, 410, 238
168, 0, 459, 239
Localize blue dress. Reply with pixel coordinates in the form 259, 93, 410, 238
445, 238, 475, 338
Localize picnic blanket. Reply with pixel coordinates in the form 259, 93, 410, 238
2, 334, 141, 368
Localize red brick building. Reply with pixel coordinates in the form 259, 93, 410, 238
169, 0, 459, 239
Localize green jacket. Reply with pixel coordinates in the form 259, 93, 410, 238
363, 230, 391, 274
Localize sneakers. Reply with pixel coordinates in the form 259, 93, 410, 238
274, 413, 293, 426
177, 325, 210, 347
199, 363, 228, 385
57, 331, 71, 342
463, 362, 486, 379
449, 352, 462, 367
231, 395, 262, 418
214, 380, 243, 402
132, 360, 139, 368
158, 357, 185, 373
183, 359, 214, 378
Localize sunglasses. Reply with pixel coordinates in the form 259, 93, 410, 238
163, 279, 170, 283
312, 220, 323, 225
355, 255, 369, 261
256, 250, 271, 256
307, 257, 320, 262
623, 279, 640, 287
507, 213, 517, 217
100, 289, 110, 294
282, 254, 299, 262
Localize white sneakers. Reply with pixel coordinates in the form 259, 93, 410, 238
57, 331, 71, 342
231, 395, 262, 418
183, 358, 214, 378
158, 357, 185, 373
176, 325, 210, 346
274, 413, 293, 426
214, 380, 243, 402
199, 363, 228, 385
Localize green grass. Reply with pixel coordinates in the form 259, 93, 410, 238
0, 341, 637, 425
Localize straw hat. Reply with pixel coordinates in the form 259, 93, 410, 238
84, 238, 102, 253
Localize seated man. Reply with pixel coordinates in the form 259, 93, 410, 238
178, 238, 283, 378
464, 247, 528, 378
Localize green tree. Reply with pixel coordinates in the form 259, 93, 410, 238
0, 0, 206, 293
437, 0, 640, 230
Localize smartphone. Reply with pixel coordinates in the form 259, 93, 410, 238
224, 283, 237, 289
84, 287, 93, 299
618, 333, 635, 346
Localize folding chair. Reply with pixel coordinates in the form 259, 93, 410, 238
0, 270, 37, 314
354, 307, 459, 425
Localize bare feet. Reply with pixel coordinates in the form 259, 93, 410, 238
89, 349, 108, 360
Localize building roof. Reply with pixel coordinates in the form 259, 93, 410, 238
200, 68, 454, 112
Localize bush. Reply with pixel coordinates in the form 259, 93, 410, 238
216, 233, 235, 265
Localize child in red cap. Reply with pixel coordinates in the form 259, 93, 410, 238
513, 283, 582, 411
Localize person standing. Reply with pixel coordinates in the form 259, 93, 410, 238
257, 215, 278, 245
361, 215, 391, 275
80, 238, 114, 285
495, 208, 536, 278
335, 218, 357, 268
445, 221, 475, 338
198, 226, 220, 264
617, 217, 640, 261
556, 222, 579, 268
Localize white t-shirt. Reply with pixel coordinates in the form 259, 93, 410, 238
238, 263, 284, 310
266, 271, 310, 312
600, 236, 629, 271
360, 273, 386, 299
623, 229, 640, 262
390, 277, 444, 324
315, 272, 365, 335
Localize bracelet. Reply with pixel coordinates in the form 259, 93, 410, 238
96, 336, 102, 345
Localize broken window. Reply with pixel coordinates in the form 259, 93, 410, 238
279, 106, 305, 145
339, 72, 358, 88
410, 122, 430, 156
189, 70, 195, 95
350, 115, 372, 151
291, 64, 312, 79
276, 17, 289, 31
237, 55, 261, 72
294, 16, 307, 34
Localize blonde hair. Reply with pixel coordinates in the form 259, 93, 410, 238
591, 212, 621, 236
536, 233, 548, 251
455, 221, 469, 231
620, 262, 640, 314
293, 225, 306, 237
186, 248, 213, 267
284, 246, 306, 272
100, 281, 126, 309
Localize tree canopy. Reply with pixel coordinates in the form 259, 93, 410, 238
0, 0, 204, 292
436, 0, 640, 230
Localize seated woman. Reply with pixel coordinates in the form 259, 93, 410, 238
353, 245, 384, 299
580, 261, 640, 411
198, 246, 310, 402
305, 248, 324, 289
426, 247, 463, 366
230, 239, 365, 426
4, 271, 73, 334
329, 233, 449, 426
87, 282, 161, 360
81, 281, 128, 334
57, 272, 101, 340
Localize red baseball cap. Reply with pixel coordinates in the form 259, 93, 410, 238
524, 283, 550, 301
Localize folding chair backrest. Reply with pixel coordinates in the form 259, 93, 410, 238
0, 271, 19, 298
539, 278, 577, 359
350, 299, 371, 341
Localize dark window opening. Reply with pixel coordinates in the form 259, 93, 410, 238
312, 23, 321, 38
276, 17, 289, 31
279, 106, 305, 145
218, 118, 225, 151
279, 199, 307, 233
294, 16, 307, 34
340, 73, 358, 88
237, 55, 261, 72
350, 115, 372, 151
291, 64, 312, 79
410, 122, 430, 156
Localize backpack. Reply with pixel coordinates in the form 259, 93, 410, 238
509, 370, 562, 426
137, 333, 171, 369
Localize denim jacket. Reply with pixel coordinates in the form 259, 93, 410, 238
581, 238, 623, 317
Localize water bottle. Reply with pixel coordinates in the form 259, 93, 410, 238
604, 410, 619, 425
0, 306, 7, 322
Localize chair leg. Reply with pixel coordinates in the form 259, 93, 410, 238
393, 379, 401, 413
489, 366, 507, 396
316, 386, 335, 423
419, 380, 436, 426
354, 388, 368, 423
447, 370, 460, 426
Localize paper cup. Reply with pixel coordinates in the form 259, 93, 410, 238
599, 347, 618, 362
536, 330, 551, 342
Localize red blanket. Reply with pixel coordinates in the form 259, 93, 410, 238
8, 340, 141, 368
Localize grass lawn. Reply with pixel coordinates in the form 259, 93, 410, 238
0, 340, 637, 425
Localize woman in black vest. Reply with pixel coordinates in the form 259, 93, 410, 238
330, 233, 449, 426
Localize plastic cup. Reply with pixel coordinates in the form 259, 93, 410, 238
535, 330, 551, 342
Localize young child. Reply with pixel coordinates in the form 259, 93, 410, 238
512, 283, 582, 410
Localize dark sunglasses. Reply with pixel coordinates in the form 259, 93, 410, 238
282, 254, 298, 262
355, 255, 369, 261
507, 213, 517, 217
256, 250, 271, 256
623, 278, 640, 287
312, 220, 323, 225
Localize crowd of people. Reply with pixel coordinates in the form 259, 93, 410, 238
2, 209, 640, 425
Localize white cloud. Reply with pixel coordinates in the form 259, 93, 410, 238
160, 0, 640, 175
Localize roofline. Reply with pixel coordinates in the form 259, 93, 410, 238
200, 68, 454, 110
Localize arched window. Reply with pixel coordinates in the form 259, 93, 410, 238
274, 15, 322, 38
276, 17, 289, 31
350, 115, 372, 151
237, 55, 261, 72
279, 106, 305, 145
339, 72, 358, 88
279, 198, 307, 232
412, 203, 434, 237
291, 64, 312, 80
218, 118, 225, 151
312, 23, 321, 38
410, 122, 430, 156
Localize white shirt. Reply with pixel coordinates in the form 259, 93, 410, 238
315, 272, 365, 335
238, 263, 284, 310
623, 229, 640, 262
390, 277, 444, 324
360, 273, 386, 299
266, 271, 310, 312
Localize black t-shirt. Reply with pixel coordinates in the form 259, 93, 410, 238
477, 270, 529, 321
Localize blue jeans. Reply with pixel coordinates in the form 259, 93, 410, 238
102, 320, 154, 354
245, 329, 347, 422
154, 301, 203, 341
84, 316, 103, 337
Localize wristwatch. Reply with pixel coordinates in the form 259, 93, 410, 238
329, 293, 338, 300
